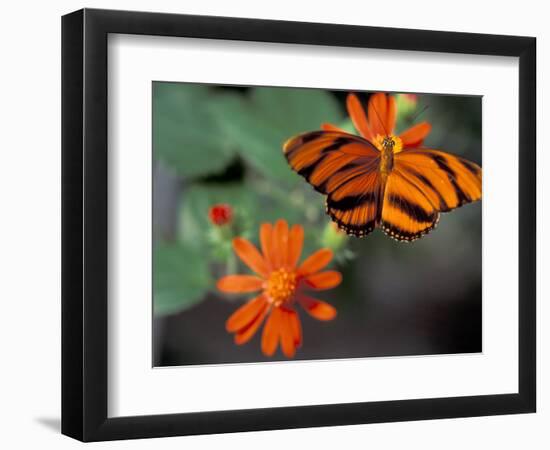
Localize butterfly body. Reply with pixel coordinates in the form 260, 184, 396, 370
379, 137, 395, 175
283, 93, 482, 242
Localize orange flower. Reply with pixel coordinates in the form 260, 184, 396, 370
217, 219, 342, 358
322, 92, 431, 152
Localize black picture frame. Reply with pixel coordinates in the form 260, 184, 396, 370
61, 8, 536, 442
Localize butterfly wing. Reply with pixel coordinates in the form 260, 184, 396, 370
326, 168, 383, 237
284, 131, 381, 237
380, 168, 441, 241
381, 149, 482, 241
394, 149, 482, 211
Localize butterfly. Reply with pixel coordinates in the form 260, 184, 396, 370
283, 92, 482, 242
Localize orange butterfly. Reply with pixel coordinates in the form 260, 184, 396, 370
283, 92, 482, 242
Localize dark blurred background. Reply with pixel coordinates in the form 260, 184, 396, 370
152, 84, 481, 366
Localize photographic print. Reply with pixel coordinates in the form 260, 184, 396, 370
152, 83, 482, 366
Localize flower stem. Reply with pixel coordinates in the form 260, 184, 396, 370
226, 252, 237, 276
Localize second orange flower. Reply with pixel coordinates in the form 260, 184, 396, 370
322, 92, 432, 151
217, 219, 342, 358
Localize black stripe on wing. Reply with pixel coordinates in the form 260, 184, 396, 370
398, 166, 450, 212
381, 172, 440, 242
325, 185, 381, 238
430, 154, 471, 206
386, 194, 436, 224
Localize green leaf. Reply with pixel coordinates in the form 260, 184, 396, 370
153, 83, 236, 177
212, 87, 343, 185
250, 87, 343, 137
153, 242, 213, 316
210, 101, 297, 184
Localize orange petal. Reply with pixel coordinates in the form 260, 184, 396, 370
298, 248, 333, 276
261, 306, 282, 356
286, 224, 304, 268
280, 310, 297, 357
304, 270, 342, 290
288, 309, 302, 347
217, 275, 264, 293
298, 295, 337, 321
226, 295, 267, 332
321, 123, 348, 133
272, 219, 288, 268
386, 95, 397, 135
368, 92, 393, 136
399, 122, 432, 148
234, 302, 269, 344
260, 223, 274, 269
346, 94, 374, 140
233, 237, 269, 277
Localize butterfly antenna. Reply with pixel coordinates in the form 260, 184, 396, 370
410, 104, 429, 123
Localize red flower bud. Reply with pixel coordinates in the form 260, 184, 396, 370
208, 203, 233, 226
403, 93, 418, 103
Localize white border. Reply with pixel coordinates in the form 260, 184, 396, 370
108, 34, 519, 417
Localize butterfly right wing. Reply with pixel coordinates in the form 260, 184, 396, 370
394, 148, 482, 212
379, 148, 482, 242
283, 131, 381, 237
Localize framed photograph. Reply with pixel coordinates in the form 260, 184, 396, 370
61, 8, 536, 441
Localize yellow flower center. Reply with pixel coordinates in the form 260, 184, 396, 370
266, 268, 297, 306
373, 134, 403, 153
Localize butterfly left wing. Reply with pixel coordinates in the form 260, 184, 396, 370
284, 131, 381, 237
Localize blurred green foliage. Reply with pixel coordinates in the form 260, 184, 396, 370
153, 242, 213, 316
153, 83, 236, 177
